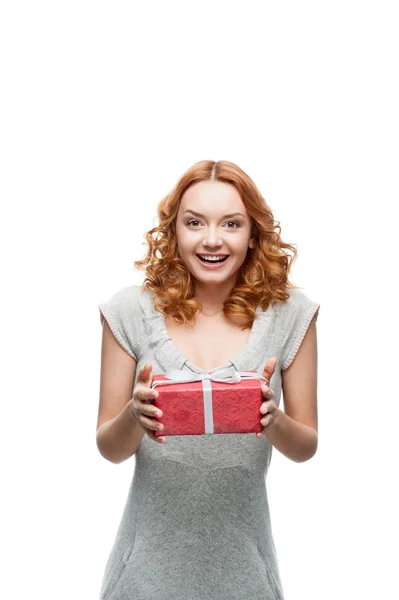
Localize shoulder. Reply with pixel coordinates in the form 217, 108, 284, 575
279, 286, 311, 308
102, 283, 142, 304
98, 283, 148, 361
272, 287, 319, 319
275, 287, 320, 371
98, 284, 145, 319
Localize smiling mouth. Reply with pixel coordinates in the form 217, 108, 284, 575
197, 255, 229, 263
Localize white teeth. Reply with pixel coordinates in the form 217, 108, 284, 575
198, 255, 228, 262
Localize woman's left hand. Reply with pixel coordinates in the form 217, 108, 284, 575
257, 357, 278, 438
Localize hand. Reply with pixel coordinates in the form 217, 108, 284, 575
257, 356, 278, 439
131, 361, 166, 444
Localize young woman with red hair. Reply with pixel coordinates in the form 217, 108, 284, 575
97, 159, 320, 600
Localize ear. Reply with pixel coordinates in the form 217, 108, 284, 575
248, 237, 256, 249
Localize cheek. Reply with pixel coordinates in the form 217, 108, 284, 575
229, 238, 249, 255
176, 231, 196, 252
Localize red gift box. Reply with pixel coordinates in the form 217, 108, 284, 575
151, 366, 267, 436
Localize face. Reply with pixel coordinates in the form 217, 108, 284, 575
175, 180, 255, 287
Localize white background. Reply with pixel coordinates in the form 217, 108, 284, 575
1, 1, 398, 599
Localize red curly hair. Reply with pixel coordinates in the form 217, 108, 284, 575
133, 159, 300, 330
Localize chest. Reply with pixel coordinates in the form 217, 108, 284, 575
164, 316, 252, 372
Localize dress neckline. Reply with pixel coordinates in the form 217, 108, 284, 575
153, 300, 264, 374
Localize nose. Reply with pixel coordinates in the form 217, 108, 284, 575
202, 226, 223, 248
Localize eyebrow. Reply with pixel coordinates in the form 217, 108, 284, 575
183, 209, 246, 219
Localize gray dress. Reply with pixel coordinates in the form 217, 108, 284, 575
98, 284, 320, 600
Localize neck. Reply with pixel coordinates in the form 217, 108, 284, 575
200, 308, 223, 317
193, 278, 236, 316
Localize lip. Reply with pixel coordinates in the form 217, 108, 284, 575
196, 255, 230, 269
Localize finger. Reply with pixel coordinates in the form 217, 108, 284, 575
136, 386, 159, 403
261, 383, 274, 401
262, 356, 277, 384
141, 413, 164, 433
132, 388, 162, 416
134, 397, 162, 419
257, 413, 273, 437
141, 400, 163, 419
145, 426, 166, 444
147, 430, 167, 444
260, 398, 273, 414
142, 420, 166, 444
138, 361, 152, 385
260, 413, 272, 427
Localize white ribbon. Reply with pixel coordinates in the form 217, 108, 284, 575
152, 366, 268, 434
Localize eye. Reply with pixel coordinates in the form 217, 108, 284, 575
225, 221, 241, 229
186, 219, 241, 229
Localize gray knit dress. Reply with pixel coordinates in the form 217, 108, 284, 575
98, 284, 320, 600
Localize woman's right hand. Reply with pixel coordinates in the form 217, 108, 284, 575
131, 361, 166, 444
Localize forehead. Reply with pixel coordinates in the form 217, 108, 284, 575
179, 181, 245, 213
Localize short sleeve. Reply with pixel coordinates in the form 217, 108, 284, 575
98, 285, 141, 361
278, 288, 320, 370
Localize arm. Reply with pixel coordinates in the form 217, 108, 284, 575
96, 320, 145, 464
266, 314, 319, 463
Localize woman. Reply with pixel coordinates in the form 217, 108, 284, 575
97, 159, 320, 600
